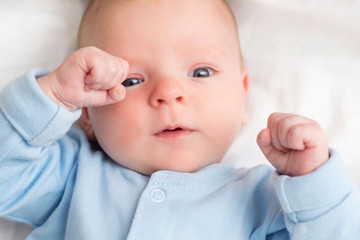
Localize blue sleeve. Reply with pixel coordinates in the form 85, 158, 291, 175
0, 69, 82, 227
269, 149, 360, 239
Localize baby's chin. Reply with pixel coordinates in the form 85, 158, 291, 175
116, 158, 222, 176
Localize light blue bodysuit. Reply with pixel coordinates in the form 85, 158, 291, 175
1, 69, 360, 239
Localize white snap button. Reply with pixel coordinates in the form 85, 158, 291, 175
150, 189, 166, 203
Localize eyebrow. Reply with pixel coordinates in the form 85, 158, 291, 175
184, 45, 228, 60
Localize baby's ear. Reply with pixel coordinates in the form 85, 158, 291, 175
241, 66, 249, 125
241, 66, 249, 94
80, 108, 96, 141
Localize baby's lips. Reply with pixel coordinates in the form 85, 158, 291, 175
153, 124, 195, 137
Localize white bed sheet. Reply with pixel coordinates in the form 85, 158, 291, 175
0, 0, 359, 239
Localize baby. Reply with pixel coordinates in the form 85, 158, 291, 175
0, 0, 359, 239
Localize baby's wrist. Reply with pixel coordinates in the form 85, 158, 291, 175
281, 150, 330, 177
37, 73, 78, 112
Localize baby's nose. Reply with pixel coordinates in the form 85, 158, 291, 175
149, 77, 186, 107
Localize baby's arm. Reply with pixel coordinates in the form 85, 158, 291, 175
257, 113, 360, 238
0, 47, 128, 226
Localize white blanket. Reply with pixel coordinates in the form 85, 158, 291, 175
0, 0, 359, 239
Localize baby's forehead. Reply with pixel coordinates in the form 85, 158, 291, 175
84, 0, 233, 26
79, 0, 239, 51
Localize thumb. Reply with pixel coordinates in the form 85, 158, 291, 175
106, 82, 127, 105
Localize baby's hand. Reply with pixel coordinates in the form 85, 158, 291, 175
37, 47, 129, 111
257, 113, 329, 176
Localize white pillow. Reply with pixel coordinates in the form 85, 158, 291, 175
0, 0, 89, 90
224, 0, 360, 186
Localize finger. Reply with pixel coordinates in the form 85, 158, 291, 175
82, 82, 126, 107
82, 48, 129, 90
267, 113, 289, 152
84, 61, 128, 91
257, 128, 287, 169
287, 121, 326, 149
81, 90, 108, 107
84, 83, 105, 91
257, 128, 273, 158
107, 82, 126, 104
277, 115, 312, 150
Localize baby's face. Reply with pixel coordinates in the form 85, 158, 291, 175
82, 0, 248, 175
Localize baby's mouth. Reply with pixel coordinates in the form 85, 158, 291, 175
163, 127, 183, 132
154, 126, 193, 138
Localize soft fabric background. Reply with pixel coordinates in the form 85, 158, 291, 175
0, 0, 359, 239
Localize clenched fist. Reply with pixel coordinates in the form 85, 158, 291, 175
257, 113, 329, 176
37, 46, 129, 111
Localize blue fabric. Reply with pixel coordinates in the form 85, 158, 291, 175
1, 69, 360, 239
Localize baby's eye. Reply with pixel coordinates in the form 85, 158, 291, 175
189, 68, 214, 78
122, 78, 144, 87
